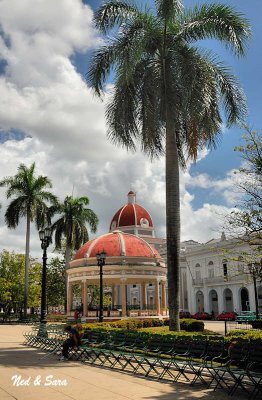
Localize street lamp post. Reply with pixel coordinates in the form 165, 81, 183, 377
96, 251, 106, 323
39, 226, 52, 326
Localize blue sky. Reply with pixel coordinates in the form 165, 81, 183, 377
0, 0, 260, 256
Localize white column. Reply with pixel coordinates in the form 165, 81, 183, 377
155, 280, 160, 315
112, 284, 115, 308
67, 282, 73, 314
82, 280, 87, 317
142, 283, 147, 309
217, 287, 224, 314
161, 282, 167, 309
121, 279, 127, 317
203, 288, 209, 313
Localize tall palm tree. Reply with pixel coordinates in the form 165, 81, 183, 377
51, 195, 99, 311
0, 163, 58, 318
88, 0, 250, 330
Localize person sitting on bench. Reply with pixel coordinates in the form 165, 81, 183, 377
60, 325, 81, 361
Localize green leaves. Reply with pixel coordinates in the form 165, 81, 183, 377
89, 0, 250, 161
155, 0, 183, 23
52, 195, 98, 251
226, 128, 262, 239
46, 257, 65, 307
0, 162, 57, 229
89, 0, 251, 332
0, 250, 41, 310
94, 0, 140, 33
179, 3, 251, 57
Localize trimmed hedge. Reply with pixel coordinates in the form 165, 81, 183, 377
81, 318, 204, 332
226, 329, 262, 340
81, 327, 217, 341
47, 314, 67, 322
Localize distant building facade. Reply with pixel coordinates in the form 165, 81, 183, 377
68, 191, 262, 317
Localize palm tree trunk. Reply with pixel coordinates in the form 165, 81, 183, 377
64, 245, 71, 314
166, 117, 181, 331
24, 212, 30, 318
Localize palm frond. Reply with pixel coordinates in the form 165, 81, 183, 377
106, 82, 138, 151
5, 197, 27, 228
209, 59, 248, 126
178, 3, 251, 56
94, 0, 140, 33
51, 195, 98, 251
88, 11, 159, 96
155, 0, 183, 22
137, 59, 165, 157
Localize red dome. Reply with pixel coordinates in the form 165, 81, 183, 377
109, 192, 154, 231
74, 231, 160, 260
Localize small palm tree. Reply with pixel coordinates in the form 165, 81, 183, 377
0, 163, 58, 318
51, 195, 99, 311
88, 0, 250, 330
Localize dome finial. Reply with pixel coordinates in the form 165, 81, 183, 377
220, 231, 226, 241
127, 190, 136, 204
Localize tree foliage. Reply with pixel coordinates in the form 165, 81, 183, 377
51, 195, 99, 310
46, 257, 65, 308
0, 163, 57, 317
0, 250, 42, 312
88, 0, 250, 330
51, 195, 98, 259
228, 129, 262, 239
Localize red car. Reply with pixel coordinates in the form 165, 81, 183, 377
216, 312, 238, 321
192, 312, 212, 320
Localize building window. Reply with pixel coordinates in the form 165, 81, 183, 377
133, 285, 136, 288
223, 262, 228, 277
149, 283, 152, 287
208, 269, 214, 278
208, 261, 214, 266
195, 263, 201, 268
196, 270, 201, 280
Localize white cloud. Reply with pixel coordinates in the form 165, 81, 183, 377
0, 0, 242, 259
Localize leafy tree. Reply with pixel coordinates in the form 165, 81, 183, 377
88, 0, 250, 330
0, 163, 58, 317
88, 284, 112, 309
0, 250, 41, 314
224, 129, 262, 318
51, 195, 99, 310
46, 257, 65, 309
228, 129, 262, 238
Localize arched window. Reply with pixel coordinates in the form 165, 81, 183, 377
195, 263, 201, 268
208, 261, 214, 266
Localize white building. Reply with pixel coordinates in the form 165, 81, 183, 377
69, 191, 262, 317
185, 233, 262, 315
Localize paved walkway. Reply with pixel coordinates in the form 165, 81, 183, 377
0, 325, 246, 400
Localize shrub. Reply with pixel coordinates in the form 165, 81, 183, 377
226, 329, 262, 340
250, 320, 262, 329
180, 319, 204, 332
47, 314, 67, 322
82, 317, 204, 333
163, 318, 204, 332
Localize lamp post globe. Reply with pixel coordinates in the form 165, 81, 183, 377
96, 251, 106, 323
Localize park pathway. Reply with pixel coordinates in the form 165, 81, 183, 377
0, 325, 246, 400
